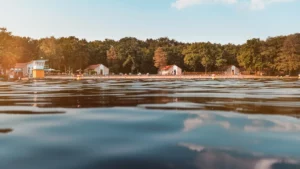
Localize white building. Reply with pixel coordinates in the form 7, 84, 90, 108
158, 65, 182, 75
12, 60, 47, 78
84, 64, 109, 75
225, 65, 240, 75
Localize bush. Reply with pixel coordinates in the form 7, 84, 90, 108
91, 70, 97, 75
0, 74, 8, 80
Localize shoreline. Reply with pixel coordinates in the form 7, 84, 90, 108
43, 75, 300, 80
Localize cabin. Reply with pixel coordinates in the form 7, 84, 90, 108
28, 60, 47, 78
225, 65, 240, 75
10, 60, 47, 78
84, 64, 109, 75
158, 65, 182, 75
11, 63, 28, 78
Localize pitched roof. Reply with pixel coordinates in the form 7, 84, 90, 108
85, 64, 107, 70
15, 63, 28, 68
160, 65, 177, 71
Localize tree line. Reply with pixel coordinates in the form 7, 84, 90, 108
0, 28, 299, 75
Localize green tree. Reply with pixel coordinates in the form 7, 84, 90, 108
58, 36, 89, 73
0, 28, 19, 73
200, 43, 217, 74
106, 45, 119, 73
260, 36, 285, 75
275, 34, 300, 75
117, 37, 143, 73
183, 43, 202, 71
222, 44, 239, 66
39, 37, 63, 70
166, 45, 185, 68
140, 47, 156, 73
237, 38, 262, 74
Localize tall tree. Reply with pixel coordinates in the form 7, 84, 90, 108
153, 47, 167, 69
39, 37, 63, 70
200, 43, 216, 74
237, 38, 262, 74
183, 43, 202, 71
0, 28, 19, 73
166, 45, 185, 68
75, 39, 90, 71
260, 36, 285, 75
106, 45, 119, 73
140, 47, 156, 73
117, 37, 143, 73
222, 44, 239, 66
275, 34, 300, 75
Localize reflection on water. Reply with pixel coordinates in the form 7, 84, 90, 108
179, 143, 300, 169
0, 128, 12, 134
0, 79, 299, 169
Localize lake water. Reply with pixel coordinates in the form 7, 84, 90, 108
0, 79, 300, 169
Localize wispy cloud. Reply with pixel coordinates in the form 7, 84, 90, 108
171, 0, 237, 9
171, 0, 294, 10
249, 0, 294, 10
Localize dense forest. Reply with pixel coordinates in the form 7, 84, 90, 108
0, 28, 299, 75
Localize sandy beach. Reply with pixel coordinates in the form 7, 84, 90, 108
43, 75, 300, 80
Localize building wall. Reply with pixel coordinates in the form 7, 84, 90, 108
159, 65, 182, 75
225, 65, 240, 75
160, 70, 171, 75
32, 60, 46, 70
27, 63, 33, 77
95, 65, 109, 75
26, 60, 46, 78
33, 70, 45, 78
175, 66, 182, 75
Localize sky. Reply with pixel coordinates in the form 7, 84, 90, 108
0, 0, 299, 44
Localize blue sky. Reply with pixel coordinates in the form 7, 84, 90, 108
0, 0, 299, 44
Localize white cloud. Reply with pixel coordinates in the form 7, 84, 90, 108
171, 0, 237, 9
183, 118, 203, 132
171, 0, 294, 10
254, 159, 279, 169
250, 0, 295, 10
179, 142, 205, 152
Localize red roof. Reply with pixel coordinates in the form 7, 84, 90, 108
84, 64, 107, 70
15, 63, 28, 68
160, 65, 176, 71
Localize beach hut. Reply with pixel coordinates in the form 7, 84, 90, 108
84, 64, 109, 75
27, 60, 47, 78
225, 65, 240, 75
158, 65, 182, 75
10, 60, 47, 78
11, 63, 28, 78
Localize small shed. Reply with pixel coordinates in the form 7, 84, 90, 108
85, 64, 109, 75
159, 65, 182, 75
27, 60, 47, 78
11, 60, 47, 78
225, 65, 240, 75
12, 63, 28, 77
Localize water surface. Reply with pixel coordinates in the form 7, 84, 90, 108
0, 79, 300, 169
